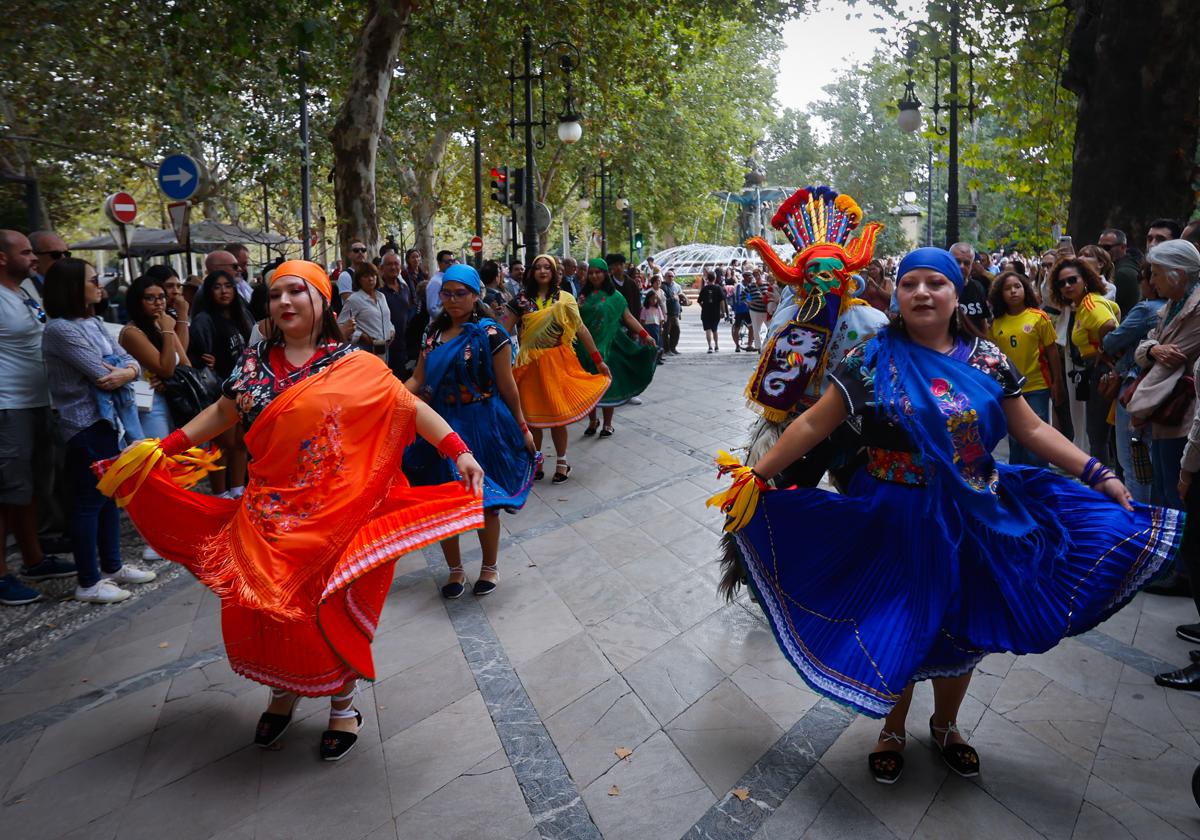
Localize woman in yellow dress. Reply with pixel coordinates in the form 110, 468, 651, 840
504, 255, 610, 482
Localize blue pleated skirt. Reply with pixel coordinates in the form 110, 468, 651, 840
403, 395, 538, 513
733, 463, 1183, 718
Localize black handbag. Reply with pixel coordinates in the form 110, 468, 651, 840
162, 365, 222, 427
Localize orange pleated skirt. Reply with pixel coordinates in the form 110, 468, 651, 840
513, 342, 610, 428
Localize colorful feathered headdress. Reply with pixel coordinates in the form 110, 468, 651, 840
746, 185, 881, 288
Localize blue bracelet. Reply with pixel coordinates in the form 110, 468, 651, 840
1080, 457, 1101, 484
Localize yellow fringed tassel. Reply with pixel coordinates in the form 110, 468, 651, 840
95, 439, 224, 507
706, 450, 768, 533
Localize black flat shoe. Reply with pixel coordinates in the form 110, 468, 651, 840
473, 564, 498, 597
583, 422, 598, 436
1178, 624, 1200, 645
254, 693, 300, 749
1155, 661, 1200, 690
599, 426, 614, 437
534, 467, 544, 481
1190, 649, 1200, 664
868, 730, 905, 785
552, 458, 571, 484
320, 710, 362, 762
441, 569, 468, 599
929, 717, 980, 778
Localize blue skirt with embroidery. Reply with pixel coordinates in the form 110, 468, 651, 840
732, 463, 1182, 718
403, 395, 538, 513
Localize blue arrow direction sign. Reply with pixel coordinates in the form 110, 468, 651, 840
156, 154, 201, 201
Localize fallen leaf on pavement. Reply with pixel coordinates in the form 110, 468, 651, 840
158, 642, 169, 648
608, 785, 620, 796
614, 747, 633, 760
732, 788, 749, 801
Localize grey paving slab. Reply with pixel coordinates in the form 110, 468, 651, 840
543, 675, 659, 790
517, 630, 616, 719
623, 636, 726, 726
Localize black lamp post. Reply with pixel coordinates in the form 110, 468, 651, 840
508, 27, 583, 262
896, 1, 976, 248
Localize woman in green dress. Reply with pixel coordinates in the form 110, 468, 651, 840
575, 258, 658, 436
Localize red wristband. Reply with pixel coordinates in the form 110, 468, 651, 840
436, 432, 472, 462
160, 429, 193, 457
639, 329, 650, 339
590, 350, 603, 366
519, 421, 529, 433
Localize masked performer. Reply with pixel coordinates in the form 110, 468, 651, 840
404, 263, 539, 598
96, 260, 485, 763
505, 254, 611, 483
576, 258, 658, 436
709, 247, 1182, 785
718, 186, 888, 598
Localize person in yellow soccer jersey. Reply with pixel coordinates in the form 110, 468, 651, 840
989, 270, 1063, 466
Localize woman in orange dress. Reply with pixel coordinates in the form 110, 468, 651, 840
97, 260, 484, 762
504, 254, 610, 482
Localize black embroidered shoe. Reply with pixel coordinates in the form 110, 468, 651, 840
320, 710, 363, 762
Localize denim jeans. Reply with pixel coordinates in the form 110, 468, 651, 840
1113, 401, 1152, 504
65, 421, 123, 587
1007, 389, 1050, 467
139, 391, 172, 439
1151, 435, 1188, 511
644, 322, 662, 349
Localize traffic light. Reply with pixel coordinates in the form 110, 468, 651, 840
633, 231, 645, 251
511, 168, 527, 206
490, 166, 509, 206
621, 206, 633, 227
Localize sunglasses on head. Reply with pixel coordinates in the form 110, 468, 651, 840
35, 250, 70, 260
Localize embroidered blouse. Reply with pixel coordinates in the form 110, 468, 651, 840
829, 336, 1024, 454
222, 341, 358, 429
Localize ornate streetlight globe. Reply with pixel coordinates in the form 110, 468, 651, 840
615, 197, 629, 211
903, 190, 918, 203
577, 196, 591, 210
897, 101, 922, 133
557, 117, 583, 144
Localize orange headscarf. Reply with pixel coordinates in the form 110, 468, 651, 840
272, 259, 333, 302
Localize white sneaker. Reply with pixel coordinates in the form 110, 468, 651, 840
103, 565, 157, 585
142, 545, 162, 561
628, 396, 643, 405
75, 579, 131, 604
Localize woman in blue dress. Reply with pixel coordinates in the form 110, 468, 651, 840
710, 247, 1182, 785
404, 264, 538, 598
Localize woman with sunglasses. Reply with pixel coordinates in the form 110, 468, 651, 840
404, 264, 537, 598
189, 270, 253, 497
1047, 258, 1119, 461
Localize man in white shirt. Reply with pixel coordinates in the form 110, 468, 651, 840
338, 241, 370, 303
425, 250, 457, 317
0, 231, 76, 604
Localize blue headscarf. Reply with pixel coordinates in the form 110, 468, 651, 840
443, 263, 481, 294
897, 247, 964, 293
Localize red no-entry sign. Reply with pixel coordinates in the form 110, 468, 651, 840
469, 235, 484, 253
104, 192, 137, 225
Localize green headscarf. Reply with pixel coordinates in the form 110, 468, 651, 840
588, 257, 609, 272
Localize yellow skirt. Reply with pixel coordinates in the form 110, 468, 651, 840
514, 342, 610, 428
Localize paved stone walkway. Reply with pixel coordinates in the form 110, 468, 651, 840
1, 308, 1199, 839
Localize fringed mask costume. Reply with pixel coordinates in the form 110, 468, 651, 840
743, 186, 882, 422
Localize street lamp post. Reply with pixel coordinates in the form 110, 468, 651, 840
298, 49, 312, 261
508, 27, 583, 263
895, 1, 976, 248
